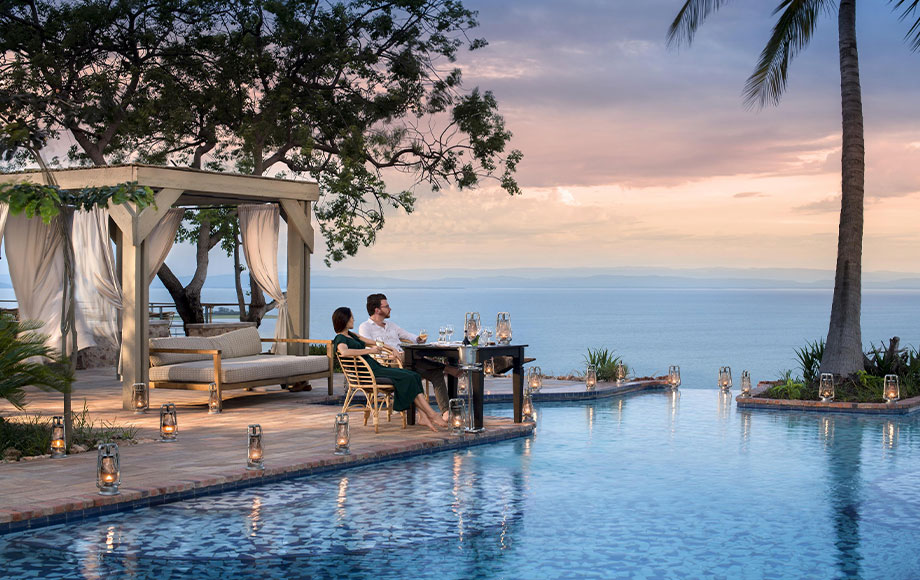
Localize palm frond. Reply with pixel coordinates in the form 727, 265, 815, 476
666, 0, 734, 48
891, 0, 920, 50
743, 0, 834, 109
0, 314, 72, 411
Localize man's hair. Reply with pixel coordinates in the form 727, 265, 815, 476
366, 293, 387, 316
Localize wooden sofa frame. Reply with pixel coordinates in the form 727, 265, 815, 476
149, 338, 335, 400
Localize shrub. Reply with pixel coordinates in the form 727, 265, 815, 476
0, 313, 72, 410
583, 347, 628, 381
795, 339, 824, 384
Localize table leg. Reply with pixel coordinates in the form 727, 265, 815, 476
404, 349, 417, 426
472, 368, 484, 430
512, 351, 524, 423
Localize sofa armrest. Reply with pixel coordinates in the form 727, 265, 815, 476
260, 339, 334, 369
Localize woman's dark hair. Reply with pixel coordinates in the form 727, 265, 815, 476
332, 307, 353, 333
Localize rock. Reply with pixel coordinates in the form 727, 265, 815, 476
3, 447, 22, 462
70, 444, 88, 454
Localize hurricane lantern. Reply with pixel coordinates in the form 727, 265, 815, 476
132, 382, 149, 414
884, 374, 900, 403
334, 413, 350, 455
527, 366, 543, 393
208, 383, 222, 414
457, 371, 469, 396
522, 387, 535, 423
496, 312, 512, 344
247, 424, 264, 469
718, 367, 732, 391
96, 442, 121, 496
449, 398, 466, 435
483, 357, 495, 376
465, 312, 481, 343
616, 363, 626, 384
740, 371, 752, 397
50, 416, 66, 458
668, 365, 681, 389
159, 403, 178, 442
819, 373, 835, 402
586, 365, 597, 391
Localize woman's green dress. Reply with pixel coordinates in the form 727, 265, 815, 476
333, 332, 424, 412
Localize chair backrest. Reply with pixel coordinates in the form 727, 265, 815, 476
338, 354, 378, 388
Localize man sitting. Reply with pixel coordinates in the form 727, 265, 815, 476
357, 293, 457, 419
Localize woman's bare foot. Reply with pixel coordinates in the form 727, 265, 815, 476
441, 410, 450, 422
430, 411, 448, 428
416, 411, 440, 432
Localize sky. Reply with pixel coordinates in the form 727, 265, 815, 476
4, 1, 920, 280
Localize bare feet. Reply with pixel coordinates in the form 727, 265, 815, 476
416, 412, 440, 432
431, 411, 448, 428
441, 410, 450, 422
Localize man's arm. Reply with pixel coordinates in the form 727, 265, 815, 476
393, 322, 418, 344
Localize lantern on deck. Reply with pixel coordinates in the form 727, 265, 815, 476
334, 413, 350, 455
465, 312, 481, 343
159, 403, 178, 442
740, 371, 752, 397
50, 416, 66, 458
718, 367, 732, 391
483, 358, 495, 376
884, 374, 900, 403
132, 383, 149, 414
528, 366, 543, 393
819, 373, 835, 402
585, 365, 597, 391
247, 424, 264, 469
522, 387, 535, 423
668, 366, 681, 389
496, 312, 512, 345
616, 363, 626, 384
96, 442, 121, 496
208, 383, 222, 414
457, 372, 469, 396
449, 399, 466, 435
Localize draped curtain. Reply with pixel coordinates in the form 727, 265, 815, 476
146, 208, 184, 285
238, 204, 290, 354
0, 203, 8, 256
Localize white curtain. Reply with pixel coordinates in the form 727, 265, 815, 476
146, 208, 184, 285
0, 203, 8, 256
238, 204, 290, 354
73, 208, 120, 348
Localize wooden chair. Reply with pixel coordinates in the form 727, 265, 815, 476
375, 347, 433, 400
338, 354, 405, 433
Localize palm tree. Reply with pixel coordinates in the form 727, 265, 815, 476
668, 1, 920, 377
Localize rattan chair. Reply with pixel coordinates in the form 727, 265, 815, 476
338, 354, 405, 433
374, 348, 434, 400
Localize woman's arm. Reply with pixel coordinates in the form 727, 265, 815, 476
336, 341, 381, 357
353, 332, 376, 346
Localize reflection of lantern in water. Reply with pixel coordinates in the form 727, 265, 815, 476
668, 365, 681, 389
96, 442, 121, 495
718, 367, 732, 391
585, 365, 597, 391
208, 383, 222, 414
883, 420, 899, 449
819, 373, 835, 402
159, 403, 178, 441
820, 416, 835, 446
884, 375, 900, 403
334, 413, 350, 455
50, 416, 66, 458
132, 383, 148, 414
740, 371, 752, 397
449, 398, 466, 434
247, 424, 264, 469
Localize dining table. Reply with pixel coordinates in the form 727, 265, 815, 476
402, 342, 529, 430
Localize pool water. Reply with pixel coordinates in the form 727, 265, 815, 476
3, 390, 920, 579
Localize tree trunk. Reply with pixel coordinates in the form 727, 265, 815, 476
233, 234, 247, 318
821, 0, 865, 377
156, 264, 205, 332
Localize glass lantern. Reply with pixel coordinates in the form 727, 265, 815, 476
718, 367, 732, 391
96, 442, 121, 496
457, 371, 469, 396
50, 416, 66, 458
449, 398, 466, 435
884, 374, 900, 403
585, 364, 597, 391
208, 383, 222, 414
247, 424, 264, 470
522, 387, 535, 423
527, 366, 543, 393
334, 413, 350, 455
819, 373, 835, 402
496, 312, 512, 345
483, 357, 495, 376
616, 363, 626, 384
159, 403, 178, 442
668, 365, 681, 389
132, 382, 148, 414
740, 370, 752, 397
465, 312, 481, 344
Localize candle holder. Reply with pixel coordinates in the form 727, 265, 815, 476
585, 364, 597, 391
96, 442, 121, 496
449, 398, 466, 435
208, 383, 222, 414
527, 366, 543, 393
334, 413, 350, 455
819, 373, 835, 402
457, 371, 469, 396
132, 382, 149, 414
668, 365, 681, 389
522, 386, 535, 423
50, 416, 66, 458
884, 374, 900, 403
465, 312, 481, 344
159, 403, 178, 442
495, 312, 512, 345
247, 424, 264, 469
483, 358, 495, 376
740, 371, 752, 397
718, 366, 732, 391
615, 363, 626, 384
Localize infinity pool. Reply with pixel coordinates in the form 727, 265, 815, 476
3, 389, 919, 579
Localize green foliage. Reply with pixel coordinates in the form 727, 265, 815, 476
764, 376, 808, 400
0, 313, 72, 410
0, 181, 155, 224
794, 338, 824, 384
583, 347, 627, 382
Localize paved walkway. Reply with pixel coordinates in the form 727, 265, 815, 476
0, 369, 664, 533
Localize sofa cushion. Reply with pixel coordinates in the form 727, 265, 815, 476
149, 354, 330, 384
210, 326, 262, 359
149, 336, 214, 366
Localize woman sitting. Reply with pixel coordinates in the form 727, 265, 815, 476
332, 306, 447, 432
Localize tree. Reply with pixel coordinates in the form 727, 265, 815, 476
2, 0, 522, 328
667, 0, 920, 377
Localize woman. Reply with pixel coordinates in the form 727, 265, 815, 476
332, 306, 447, 431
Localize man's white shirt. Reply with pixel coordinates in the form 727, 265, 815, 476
357, 318, 418, 352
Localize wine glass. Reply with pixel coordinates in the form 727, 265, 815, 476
446, 324, 454, 342
438, 326, 446, 343
482, 327, 492, 345
418, 329, 428, 343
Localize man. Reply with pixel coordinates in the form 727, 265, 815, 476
358, 293, 457, 418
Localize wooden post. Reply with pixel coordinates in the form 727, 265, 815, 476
118, 226, 149, 410
284, 200, 313, 358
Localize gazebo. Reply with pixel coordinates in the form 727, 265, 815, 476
1, 164, 318, 410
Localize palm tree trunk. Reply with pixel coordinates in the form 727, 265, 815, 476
821, 0, 865, 376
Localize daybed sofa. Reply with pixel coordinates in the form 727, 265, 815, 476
148, 326, 334, 402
